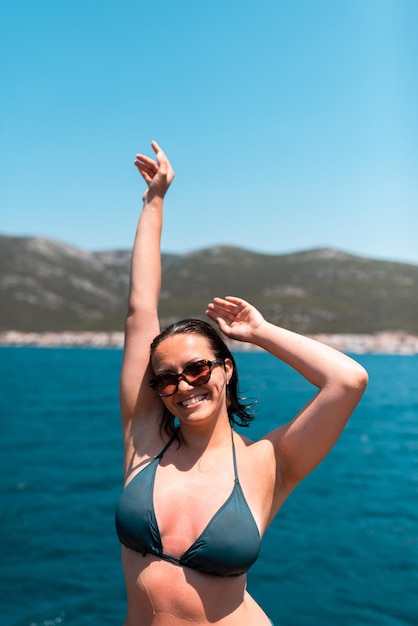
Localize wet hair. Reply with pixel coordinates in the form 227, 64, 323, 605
150, 319, 255, 438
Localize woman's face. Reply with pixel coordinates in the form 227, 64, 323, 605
151, 333, 232, 426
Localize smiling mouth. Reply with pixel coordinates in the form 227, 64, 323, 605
180, 394, 207, 408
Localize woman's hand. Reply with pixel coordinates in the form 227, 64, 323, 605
134, 140, 175, 203
206, 296, 265, 343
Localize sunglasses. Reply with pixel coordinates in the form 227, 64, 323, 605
149, 358, 224, 397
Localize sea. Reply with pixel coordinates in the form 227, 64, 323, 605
1, 347, 417, 626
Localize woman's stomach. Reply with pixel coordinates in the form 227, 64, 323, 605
120, 546, 269, 625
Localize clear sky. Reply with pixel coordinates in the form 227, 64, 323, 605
1, 0, 417, 264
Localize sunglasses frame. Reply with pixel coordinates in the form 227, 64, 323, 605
149, 358, 224, 397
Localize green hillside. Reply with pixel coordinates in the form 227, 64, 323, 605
1, 236, 418, 334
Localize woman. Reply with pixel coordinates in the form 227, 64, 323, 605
115, 141, 368, 626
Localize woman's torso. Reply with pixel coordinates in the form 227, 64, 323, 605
116, 430, 278, 625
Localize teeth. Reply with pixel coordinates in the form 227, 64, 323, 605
181, 395, 205, 407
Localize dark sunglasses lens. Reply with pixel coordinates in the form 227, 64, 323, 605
183, 361, 211, 384
156, 373, 178, 396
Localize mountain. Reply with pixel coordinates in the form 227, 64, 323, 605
1, 235, 418, 334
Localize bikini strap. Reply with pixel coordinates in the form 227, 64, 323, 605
231, 428, 239, 484
156, 429, 179, 460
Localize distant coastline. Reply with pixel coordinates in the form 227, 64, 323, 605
1, 330, 418, 355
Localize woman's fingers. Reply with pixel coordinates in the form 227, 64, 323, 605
225, 296, 250, 308
135, 152, 158, 168
151, 140, 164, 159
210, 297, 244, 319
151, 141, 175, 183
205, 308, 231, 334
135, 141, 175, 189
206, 300, 239, 326
207, 299, 232, 318
134, 161, 155, 184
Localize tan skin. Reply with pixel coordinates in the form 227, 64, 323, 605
118, 142, 369, 625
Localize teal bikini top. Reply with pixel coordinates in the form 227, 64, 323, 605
115, 429, 261, 577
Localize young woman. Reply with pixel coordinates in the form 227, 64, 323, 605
115, 141, 368, 626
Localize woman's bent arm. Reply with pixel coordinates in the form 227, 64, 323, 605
206, 296, 368, 492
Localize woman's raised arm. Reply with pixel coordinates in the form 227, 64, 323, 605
119, 141, 175, 432
206, 296, 368, 494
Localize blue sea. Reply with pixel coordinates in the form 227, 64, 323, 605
1, 347, 417, 626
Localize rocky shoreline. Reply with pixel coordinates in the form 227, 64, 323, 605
1, 330, 418, 355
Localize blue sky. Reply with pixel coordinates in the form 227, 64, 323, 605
1, 0, 417, 264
